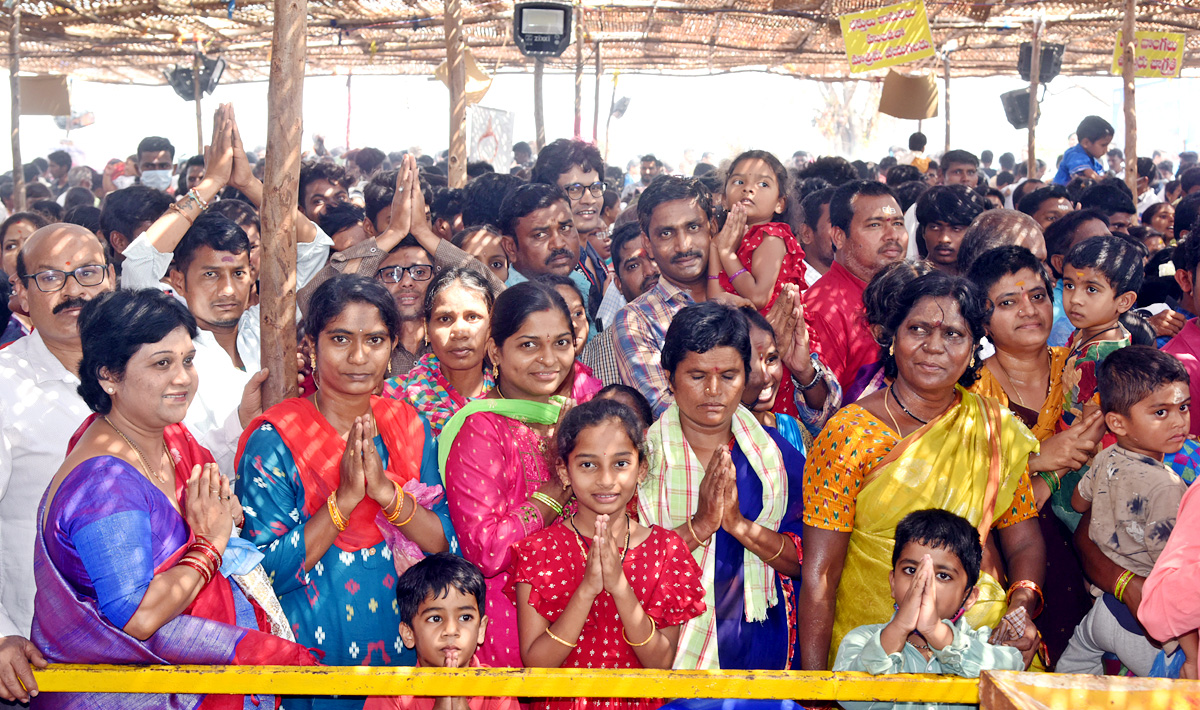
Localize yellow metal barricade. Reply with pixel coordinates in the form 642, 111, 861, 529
33, 666, 978, 703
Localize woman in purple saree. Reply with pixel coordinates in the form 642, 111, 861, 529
31, 289, 316, 710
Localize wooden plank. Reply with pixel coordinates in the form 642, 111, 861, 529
259, 0, 306, 407
1027, 19, 1041, 178
981, 670, 1200, 709
1122, 0, 1137, 198
32, 666, 979, 703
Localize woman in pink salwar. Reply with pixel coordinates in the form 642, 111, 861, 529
439, 281, 588, 666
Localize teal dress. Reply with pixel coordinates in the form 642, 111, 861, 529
237, 417, 458, 710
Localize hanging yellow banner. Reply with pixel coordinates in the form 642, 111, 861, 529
1111, 30, 1185, 78
840, 0, 935, 74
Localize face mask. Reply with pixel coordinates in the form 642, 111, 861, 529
113, 175, 136, 190
140, 169, 173, 192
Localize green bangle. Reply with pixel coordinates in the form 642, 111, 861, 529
531, 491, 563, 516
1037, 471, 1060, 496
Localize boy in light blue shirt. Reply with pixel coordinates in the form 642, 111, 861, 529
834, 510, 1024, 710
1053, 116, 1115, 186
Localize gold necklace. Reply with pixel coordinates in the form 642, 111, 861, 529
103, 416, 167, 483
882, 389, 904, 436
991, 347, 1051, 408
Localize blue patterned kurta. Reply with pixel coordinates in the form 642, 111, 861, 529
237, 418, 458, 710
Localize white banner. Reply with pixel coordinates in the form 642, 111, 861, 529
467, 105, 514, 170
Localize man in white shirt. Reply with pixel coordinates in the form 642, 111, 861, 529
0, 224, 114, 701
119, 104, 333, 369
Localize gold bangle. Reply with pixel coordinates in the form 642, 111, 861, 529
327, 493, 348, 532
169, 202, 196, 225
623, 618, 657, 647
392, 491, 418, 527
545, 628, 578, 648
764, 535, 788, 563
686, 516, 711, 547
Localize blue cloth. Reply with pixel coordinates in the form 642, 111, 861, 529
238, 418, 458, 710
772, 412, 807, 459
1054, 144, 1105, 186
507, 264, 598, 342
713, 428, 805, 671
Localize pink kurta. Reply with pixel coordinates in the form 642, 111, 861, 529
445, 411, 556, 667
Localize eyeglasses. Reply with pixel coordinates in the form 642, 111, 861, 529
564, 181, 605, 201
376, 265, 434, 283
23, 265, 108, 293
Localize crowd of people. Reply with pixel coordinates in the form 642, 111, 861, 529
4, 104, 1200, 709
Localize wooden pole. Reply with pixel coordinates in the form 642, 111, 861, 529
592, 42, 601, 143
443, 0, 467, 188
573, 12, 583, 139
1122, 0, 1138, 198
260, 0, 307, 407
943, 54, 951, 153
1027, 19, 1041, 179
603, 73, 617, 165
9, 5, 25, 213
193, 54, 204, 156
345, 71, 352, 150
534, 59, 546, 151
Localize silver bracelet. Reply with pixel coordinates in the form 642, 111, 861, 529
795, 358, 824, 392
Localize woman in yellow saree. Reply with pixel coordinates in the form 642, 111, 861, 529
798, 271, 1046, 670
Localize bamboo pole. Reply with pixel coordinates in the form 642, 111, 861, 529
1122, 0, 1137, 198
193, 54, 204, 156
592, 42, 601, 143
1026, 19, 1041, 179
943, 54, 950, 153
443, 0, 467, 188
603, 73, 617, 165
534, 59, 546, 151
260, 0, 307, 407
9, 5, 25, 213
573, 12, 584, 139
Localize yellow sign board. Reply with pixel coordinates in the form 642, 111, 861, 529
840, 0, 936, 74
1111, 30, 1185, 78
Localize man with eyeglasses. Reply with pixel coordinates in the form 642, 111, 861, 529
0, 225, 114, 700
530, 139, 612, 331
375, 235, 437, 375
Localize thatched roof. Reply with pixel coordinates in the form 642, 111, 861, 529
1, 0, 1195, 83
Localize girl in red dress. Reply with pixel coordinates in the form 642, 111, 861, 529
508, 399, 706, 710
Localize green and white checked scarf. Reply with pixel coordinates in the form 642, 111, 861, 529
640, 403, 787, 670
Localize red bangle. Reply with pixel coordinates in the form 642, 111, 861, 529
1006, 580, 1045, 618
178, 556, 213, 585
188, 537, 223, 570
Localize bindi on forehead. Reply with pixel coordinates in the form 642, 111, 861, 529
221, 256, 235, 263
881, 205, 898, 215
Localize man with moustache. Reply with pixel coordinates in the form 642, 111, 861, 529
580, 222, 661, 384
499, 183, 595, 327
614, 175, 839, 419
805, 180, 909, 400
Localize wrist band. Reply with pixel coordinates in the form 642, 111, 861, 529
707, 275, 721, 281
169, 202, 196, 225
1115, 570, 1136, 603
795, 360, 824, 392
545, 628, 578, 648
623, 618, 657, 647
1006, 580, 1045, 618
686, 516, 711, 547
730, 267, 750, 281
185, 188, 210, 211
327, 493, 348, 532
764, 535, 788, 563
531, 491, 564, 516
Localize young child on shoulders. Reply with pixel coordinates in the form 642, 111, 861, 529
1061, 234, 1145, 427
1058, 346, 1197, 677
508, 398, 706, 710
834, 509, 1024, 708
365, 553, 516, 710
1053, 116, 1115, 186
708, 150, 808, 314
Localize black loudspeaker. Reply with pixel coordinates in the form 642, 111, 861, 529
1018, 42, 1064, 83
1001, 88, 1038, 129
164, 55, 227, 102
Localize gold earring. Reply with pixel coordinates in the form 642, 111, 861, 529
310, 353, 316, 370
888, 343, 894, 357
387, 360, 393, 376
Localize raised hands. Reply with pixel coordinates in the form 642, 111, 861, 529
227, 104, 255, 192
335, 416, 372, 514
692, 448, 731, 546
185, 463, 234, 552
714, 203, 748, 257
202, 104, 235, 190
